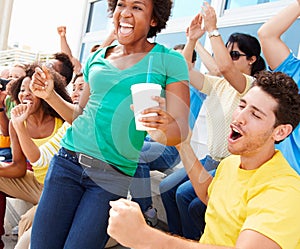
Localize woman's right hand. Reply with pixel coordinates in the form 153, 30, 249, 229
10, 103, 31, 130
186, 13, 205, 41
30, 65, 54, 100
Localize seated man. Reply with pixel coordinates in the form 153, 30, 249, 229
107, 70, 300, 249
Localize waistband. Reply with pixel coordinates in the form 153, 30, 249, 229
59, 147, 130, 176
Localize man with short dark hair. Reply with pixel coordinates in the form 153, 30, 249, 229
108, 70, 300, 249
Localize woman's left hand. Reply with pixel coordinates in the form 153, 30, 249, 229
140, 96, 172, 144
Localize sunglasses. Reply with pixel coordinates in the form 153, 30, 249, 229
230, 51, 247, 61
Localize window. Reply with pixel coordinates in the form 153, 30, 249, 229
225, 0, 280, 10
171, 0, 207, 19
86, 0, 109, 32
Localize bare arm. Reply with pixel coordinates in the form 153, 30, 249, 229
182, 14, 205, 91
100, 29, 117, 49
57, 26, 82, 73
108, 199, 282, 249
30, 66, 89, 123
258, 0, 300, 70
176, 130, 212, 205
57, 26, 72, 57
195, 40, 221, 77
10, 103, 41, 163
0, 121, 27, 178
202, 3, 247, 93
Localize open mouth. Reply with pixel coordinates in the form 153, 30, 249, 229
22, 100, 32, 104
230, 127, 242, 141
119, 22, 134, 35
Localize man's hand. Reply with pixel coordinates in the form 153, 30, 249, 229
57, 26, 67, 37
108, 199, 149, 248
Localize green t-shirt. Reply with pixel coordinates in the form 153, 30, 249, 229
61, 43, 189, 176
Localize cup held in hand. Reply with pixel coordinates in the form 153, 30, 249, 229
131, 83, 162, 131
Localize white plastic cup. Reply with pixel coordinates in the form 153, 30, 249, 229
131, 83, 162, 131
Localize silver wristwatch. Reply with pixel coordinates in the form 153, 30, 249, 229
208, 29, 220, 38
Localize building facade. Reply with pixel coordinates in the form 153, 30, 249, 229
78, 0, 299, 71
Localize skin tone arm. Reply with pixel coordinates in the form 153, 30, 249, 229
201, 2, 247, 93
100, 29, 117, 48
57, 26, 82, 74
195, 39, 221, 77
10, 103, 41, 163
257, 0, 300, 70
108, 199, 281, 249
182, 17, 206, 91
30, 65, 88, 124
0, 121, 27, 178
175, 130, 212, 205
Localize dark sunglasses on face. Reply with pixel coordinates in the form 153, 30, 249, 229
230, 51, 247, 61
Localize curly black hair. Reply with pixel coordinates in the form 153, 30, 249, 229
252, 71, 300, 143
107, 0, 173, 38
52, 52, 74, 85
10, 62, 72, 120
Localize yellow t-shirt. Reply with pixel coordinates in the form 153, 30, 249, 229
200, 151, 300, 248
31, 117, 63, 184
201, 74, 254, 161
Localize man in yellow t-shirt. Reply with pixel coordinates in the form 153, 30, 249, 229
107, 70, 300, 249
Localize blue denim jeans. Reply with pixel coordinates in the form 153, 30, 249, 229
31, 147, 132, 249
0, 148, 12, 162
159, 155, 219, 240
131, 139, 180, 212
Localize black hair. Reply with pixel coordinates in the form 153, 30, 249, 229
52, 52, 74, 84
107, 0, 173, 38
10, 62, 72, 120
226, 33, 266, 76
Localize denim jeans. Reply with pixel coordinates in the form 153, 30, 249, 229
31, 147, 132, 249
0, 148, 12, 162
131, 139, 180, 212
159, 155, 219, 240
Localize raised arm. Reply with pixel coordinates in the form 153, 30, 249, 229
258, 0, 300, 70
182, 14, 205, 91
30, 66, 89, 124
57, 26, 82, 73
195, 40, 221, 77
202, 3, 247, 93
10, 103, 40, 163
100, 29, 117, 49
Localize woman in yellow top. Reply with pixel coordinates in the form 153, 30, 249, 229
0, 63, 71, 241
